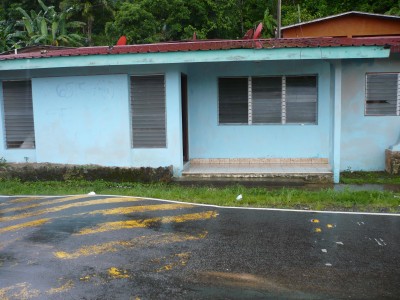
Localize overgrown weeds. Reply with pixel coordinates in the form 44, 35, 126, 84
341, 171, 400, 184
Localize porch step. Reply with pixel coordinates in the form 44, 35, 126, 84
181, 159, 333, 184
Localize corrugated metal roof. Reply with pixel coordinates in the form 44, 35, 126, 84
1, 37, 399, 61
281, 11, 400, 31
0, 45, 74, 55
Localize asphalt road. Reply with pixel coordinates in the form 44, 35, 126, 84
0, 195, 399, 300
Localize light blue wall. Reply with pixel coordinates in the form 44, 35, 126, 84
341, 56, 400, 171
187, 61, 332, 159
0, 65, 186, 174
32, 74, 132, 166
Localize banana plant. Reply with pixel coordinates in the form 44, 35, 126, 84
15, 0, 85, 47
0, 21, 25, 52
262, 8, 277, 38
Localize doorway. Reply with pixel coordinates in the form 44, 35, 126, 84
181, 73, 189, 162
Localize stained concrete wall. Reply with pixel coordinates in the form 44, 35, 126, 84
340, 56, 400, 171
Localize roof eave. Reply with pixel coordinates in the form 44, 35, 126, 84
0, 46, 390, 72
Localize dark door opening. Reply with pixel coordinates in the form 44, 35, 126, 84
181, 74, 189, 162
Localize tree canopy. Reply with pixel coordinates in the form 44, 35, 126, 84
0, 0, 399, 52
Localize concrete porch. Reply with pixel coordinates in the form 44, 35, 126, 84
181, 158, 333, 184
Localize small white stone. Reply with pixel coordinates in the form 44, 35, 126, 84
236, 194, 242, 201
321, 249, 327, 253
88, 191, 96, 195
325, 263, 332, 267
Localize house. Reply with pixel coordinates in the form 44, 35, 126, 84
0, 33, 400, 183
281, 11, 400, 38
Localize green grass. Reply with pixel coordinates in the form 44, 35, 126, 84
340, 171, 400, 184
0, 179, 399, 213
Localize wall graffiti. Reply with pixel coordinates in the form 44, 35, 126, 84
56, 80, 115, 99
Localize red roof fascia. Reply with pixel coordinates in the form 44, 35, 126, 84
1, 37, 399, 61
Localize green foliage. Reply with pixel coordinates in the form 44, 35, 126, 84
0, 20, 24, 52
107, 0, 272, 44
340, 171, 400, 184
1, 1, 399, 45
262, 8, 277, 37
386, 1, 400, 16
106, 2, 158, 44
281, 4, 316, 26
60, 0, 114, 45
14, 0, 85, 47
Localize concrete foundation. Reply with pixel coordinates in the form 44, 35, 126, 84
385, 149, 400, 174
182, 159, 333, 184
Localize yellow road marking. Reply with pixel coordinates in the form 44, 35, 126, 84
311, 219, 320, 223
314, 228, 322, 233
0, 282, 40, 299
159, 264, 173, 271
108, 267, 130, 279
327, 224, 334, 228
77, 211, 217, 235
54, 231, 207, 259
9, 197, 43, 204
87, 203, 194, 216
0, 197, 140, 223
46, 280, 74, 295
0, 195, 90, 214
156, 252, 191, 272
80, 275, 92, 281
0, 218, 50, 233
0, 203, 189, 233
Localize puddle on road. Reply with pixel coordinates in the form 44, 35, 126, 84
0, 252, 17, 268
190, 271, 322, 300
25, 217, 103, 244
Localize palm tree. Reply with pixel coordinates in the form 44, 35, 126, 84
16, 0, 85, 47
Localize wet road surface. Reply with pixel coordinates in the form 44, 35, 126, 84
0, 195, 399, 299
